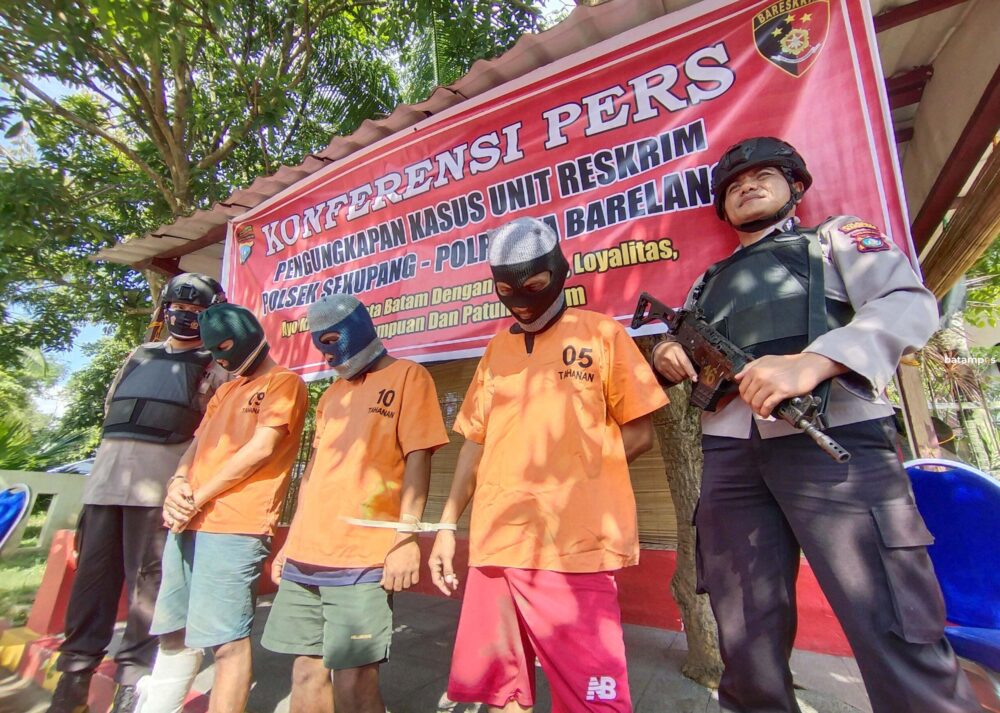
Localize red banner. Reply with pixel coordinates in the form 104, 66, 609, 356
224, 0, 908, 380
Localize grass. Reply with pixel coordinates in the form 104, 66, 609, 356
0, 549, 47, 626
0, 496, 54, 626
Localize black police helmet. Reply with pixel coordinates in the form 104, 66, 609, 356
162, 273, 226, 308
711, 137, 813, 222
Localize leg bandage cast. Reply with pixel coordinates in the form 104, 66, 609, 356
134, 647, 203, 713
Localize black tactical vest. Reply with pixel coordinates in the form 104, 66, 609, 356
694, 225, 853, 358
102, 344, 213, 444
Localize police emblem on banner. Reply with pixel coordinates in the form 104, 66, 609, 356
753, 0, 830, 78
236, 224, 255, 264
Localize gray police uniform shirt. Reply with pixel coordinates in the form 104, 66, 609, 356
83, 342, 229, 507
689, 215, 938, 439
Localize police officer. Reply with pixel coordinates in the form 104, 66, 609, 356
651, 137, 980, 713
50, 274, 227, 713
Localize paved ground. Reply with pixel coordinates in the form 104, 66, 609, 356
236, 593, 872, 713
2, 591, 873, 713
0, 669, 49, 713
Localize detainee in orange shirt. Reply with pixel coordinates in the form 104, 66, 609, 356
429, 217, 669, 713
136, 304, 308, 713
262, 294, 450, 713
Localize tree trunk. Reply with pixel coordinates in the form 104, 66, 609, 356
638, 336, 723, 687
143, 270, 168, 343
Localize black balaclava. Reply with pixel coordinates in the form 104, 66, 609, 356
487, 217, 570, 333
199, 304, 270, 376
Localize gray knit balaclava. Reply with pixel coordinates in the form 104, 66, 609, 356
308, 294, 385, 380
487, 217, 570, 332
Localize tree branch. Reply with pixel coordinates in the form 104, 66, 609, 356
171, 30, 191, 156
67, 8, 177, 161
146, 44, 186, 185
279, 80, 313, 155
195, 118, 256, 170
256, 125, 273, 174
0, 68, 178, 213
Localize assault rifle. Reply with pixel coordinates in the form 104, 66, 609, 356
632, 292, 851, 463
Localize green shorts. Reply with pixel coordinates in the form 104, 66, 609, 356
261, 578, 393, 670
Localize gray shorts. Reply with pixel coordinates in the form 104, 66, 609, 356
150, 530, 270, 648
261, 578, 393, 670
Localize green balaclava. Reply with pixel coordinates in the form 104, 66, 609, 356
199, 303, 270, 375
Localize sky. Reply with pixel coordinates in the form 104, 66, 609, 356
63, 323, 108, 370
541, 0, 576, 25
35, 323, 108, 418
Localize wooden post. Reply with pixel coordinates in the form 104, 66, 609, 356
142, 269, 167, 343
637, 337, 723, 687
896, 362, 940, 459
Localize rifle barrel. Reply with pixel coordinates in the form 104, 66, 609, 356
798, 420, 852, 462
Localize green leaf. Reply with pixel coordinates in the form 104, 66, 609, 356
4, 121, 25, 139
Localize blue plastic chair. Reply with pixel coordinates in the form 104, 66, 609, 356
0, 484, 32, 553
906, 458, 1000, 706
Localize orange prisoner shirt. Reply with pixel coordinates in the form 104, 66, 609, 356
454, 308, 668, 573
284, 360, 450, 568
187, 366, 308, 536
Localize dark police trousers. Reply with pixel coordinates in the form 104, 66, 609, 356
695, 417, 980, 713
57, 505, 166, 685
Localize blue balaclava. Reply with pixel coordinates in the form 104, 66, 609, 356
308, 295, 386, 379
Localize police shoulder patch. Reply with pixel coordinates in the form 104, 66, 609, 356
841, 220, 890, 253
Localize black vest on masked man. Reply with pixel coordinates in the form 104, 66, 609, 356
99, 272, 223, 446
101, 344, 213, 444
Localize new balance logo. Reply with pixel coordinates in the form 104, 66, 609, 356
585, 676, 617, 701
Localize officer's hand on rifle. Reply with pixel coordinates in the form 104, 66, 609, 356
735, 353, 847, 419
651, 340, 698, 384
